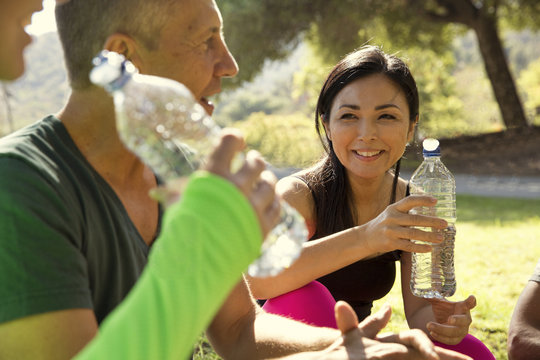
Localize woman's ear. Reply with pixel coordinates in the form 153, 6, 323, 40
322, 117, 332, 141
103, 33, 143, 71
407, 115, 418, 142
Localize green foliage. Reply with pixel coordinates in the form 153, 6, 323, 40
218, 0, 456, 86
393, 47, 466, 138
518, 57, 540, 125
452, 65, 503, 133
0, 33, 68, 135
213, 88, 290, 126
216, 0, 313, 87
234, 112, 323, 168
191, 333, 221, 360
291, 43, 332, 114
499, 0, 540, 30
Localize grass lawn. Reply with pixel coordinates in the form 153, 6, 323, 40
372, 194, 540, 359
194, 194, 540, 359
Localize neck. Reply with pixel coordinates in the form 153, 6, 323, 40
348, 171, 395, 224
57, 86, 144, 186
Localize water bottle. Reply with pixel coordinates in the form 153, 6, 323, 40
409, 138, 456, 299
89, 50, 308, 277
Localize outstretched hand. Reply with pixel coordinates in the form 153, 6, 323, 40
330, 301, 472, 360
362, 195, 448, 256
426, 295, 477, 345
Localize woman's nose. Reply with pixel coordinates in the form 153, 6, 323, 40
357, 119, 377, 141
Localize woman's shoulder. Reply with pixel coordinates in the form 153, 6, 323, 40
277, 170, 315, 221
277, 170, 311, 198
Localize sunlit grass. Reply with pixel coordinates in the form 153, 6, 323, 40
194, 195, 540, 359
372, 195, 540, 359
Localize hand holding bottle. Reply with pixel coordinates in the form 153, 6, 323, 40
203, 129, 281, 238
361, 195, 447, 256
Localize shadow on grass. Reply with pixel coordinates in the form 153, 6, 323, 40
457, 194, 540, 225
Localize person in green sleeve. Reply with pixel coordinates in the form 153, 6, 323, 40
0, 0, 471, 359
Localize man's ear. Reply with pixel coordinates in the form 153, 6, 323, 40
407, 115, 419, 142
103, 33, 144, 71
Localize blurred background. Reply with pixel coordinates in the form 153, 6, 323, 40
4, 2, 540, 359
3, 0, 540, 175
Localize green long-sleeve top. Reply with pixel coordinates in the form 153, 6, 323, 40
75, 171, 262, 359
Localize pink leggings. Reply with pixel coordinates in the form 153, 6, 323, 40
262, 281, 495, 360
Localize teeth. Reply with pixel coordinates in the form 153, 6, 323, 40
355, 150, 381, 157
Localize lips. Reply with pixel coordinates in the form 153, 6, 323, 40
354, 150, 384, 157
199, 97, 215, 116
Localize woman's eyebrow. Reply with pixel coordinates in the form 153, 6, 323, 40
375, 103, 401, 110
338, 104, 360, 110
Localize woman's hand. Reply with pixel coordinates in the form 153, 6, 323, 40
426, 295, 477, 345
361, 195, 448, 255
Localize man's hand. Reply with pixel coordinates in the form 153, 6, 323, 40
203, 129, 281, 238
309, 301, 472, 360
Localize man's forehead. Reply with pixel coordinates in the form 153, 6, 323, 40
169, 0, 222, 36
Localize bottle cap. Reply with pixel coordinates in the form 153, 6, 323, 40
422, 138, 440, 157
89, 50, 137, 92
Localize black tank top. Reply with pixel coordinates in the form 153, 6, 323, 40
305, 178, 408, 321
316, 250, 401, 321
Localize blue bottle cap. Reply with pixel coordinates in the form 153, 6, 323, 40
422, 138, 440, 157
89, 50, 137, 92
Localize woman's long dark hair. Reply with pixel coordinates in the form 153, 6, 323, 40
304, 45, 419, 240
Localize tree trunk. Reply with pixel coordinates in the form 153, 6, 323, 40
473, 14, 529, 129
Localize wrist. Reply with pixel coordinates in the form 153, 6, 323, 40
353, 224, 379, 258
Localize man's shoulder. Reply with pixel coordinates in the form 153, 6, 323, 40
0, 115, 74, 175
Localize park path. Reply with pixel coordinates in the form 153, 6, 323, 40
401, 172, 540, 200
273, 167, 540, 200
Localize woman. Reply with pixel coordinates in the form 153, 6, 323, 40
246, 45, 478, 347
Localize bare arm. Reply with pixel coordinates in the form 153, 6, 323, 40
508, 280, 540, 360
246, 176, 447, 300
208, 280, 471, 360
0, 309, 98, 360
207, 277, 340, 360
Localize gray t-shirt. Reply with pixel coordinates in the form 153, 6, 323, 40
0, 115, 160, 324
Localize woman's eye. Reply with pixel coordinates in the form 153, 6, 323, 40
340, 113, 356, 120
379, 114, 397, 120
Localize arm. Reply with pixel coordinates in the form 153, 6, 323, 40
209, 289, 470, 360
207, 278, 340, 360
400, 252, 476, 345
75, 131, 275, 360
508, 280, 540, 360
76, 171, 263, 360
0, 157, 98, 359
246, 176, 447, 300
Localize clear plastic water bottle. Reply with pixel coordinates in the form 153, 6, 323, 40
409, 138, 456, 299
89, 50, 308, 277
